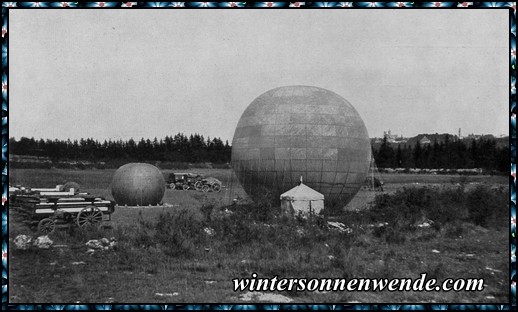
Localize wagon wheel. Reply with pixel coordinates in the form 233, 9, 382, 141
182, 184, 190, 191
202, 185, 210, 193
212, 183, 221, 193
38, 218, 56, 235
76, 206, 103, 228
169, 183, 176, 189
194, 181, 203, 191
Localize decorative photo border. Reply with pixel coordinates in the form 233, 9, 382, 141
1, 2, 515, 310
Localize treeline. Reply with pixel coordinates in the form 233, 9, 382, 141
373, 136, 508, 173
9, 133, 232, 164
10, 134, 508, 173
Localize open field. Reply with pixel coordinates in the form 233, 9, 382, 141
8, 168, 507, 209
8, 168, 509, 303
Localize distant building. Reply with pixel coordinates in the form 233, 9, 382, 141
373, 132, 503, 149
465, 133, 490, 141
419, 136, 431, 145
405, 133, 455, 147
383, 130, 406, 143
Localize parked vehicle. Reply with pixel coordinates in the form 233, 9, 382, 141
167, 173, 203, 190
166, 173, 222, 192
196, 177, 222, 193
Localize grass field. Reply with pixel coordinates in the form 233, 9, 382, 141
7, 168, 509, 303
8, 168, 506, 209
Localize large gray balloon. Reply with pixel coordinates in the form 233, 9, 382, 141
232, 86, 371, 207
111, 163, 165, 206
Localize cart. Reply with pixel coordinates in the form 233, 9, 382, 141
10, 187, 116, 235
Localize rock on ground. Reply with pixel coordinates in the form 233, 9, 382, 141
237, 291, 293, 303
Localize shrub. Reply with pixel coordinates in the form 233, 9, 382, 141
425, 188, 465, 225
465, 185, 507, 228
442, 222, 464, 239
227, 197, 281, 223
131, 209, 206, 257
368, 184, 507, 231
369, 188, 428, 226
383, 228, 407, 244
200, 201, 216, 221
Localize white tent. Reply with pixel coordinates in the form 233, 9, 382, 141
280, 182, 324, 216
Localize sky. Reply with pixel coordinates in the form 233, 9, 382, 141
9, 9, 508, 142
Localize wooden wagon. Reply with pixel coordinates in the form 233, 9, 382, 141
9, 186, 116, 234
